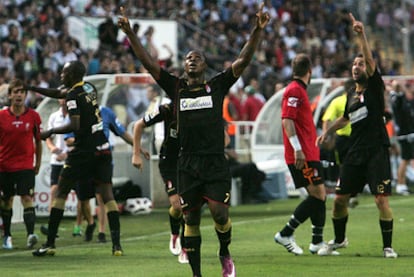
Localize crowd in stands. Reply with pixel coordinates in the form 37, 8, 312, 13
0, 0, 410, 108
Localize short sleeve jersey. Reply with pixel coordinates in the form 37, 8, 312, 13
343, 68, 390, 151
65, 81, 109, 152
143, 103, 178, 167
100, 106, 126, 138
281, 79, 320, 164
0, 107, 41, 171
155, 68, 238, 155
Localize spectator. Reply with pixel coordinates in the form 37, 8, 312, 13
390, 80, 414, 195
0, 78, 42, 250
98, 16, 119, 53
242, 85, 264, 121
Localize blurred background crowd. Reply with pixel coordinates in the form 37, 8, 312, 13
0, 0, 412, 108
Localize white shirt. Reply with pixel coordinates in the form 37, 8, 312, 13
47, 108, 70, 165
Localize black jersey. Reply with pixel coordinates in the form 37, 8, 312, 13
390, 91, 414, 136
65, 81, 109, 152
156, 68, 238, 156
344, 68, 390, 152
143, 103, 178, 166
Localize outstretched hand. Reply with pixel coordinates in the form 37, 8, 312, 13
41, 129, 53, 140
349, 13, 364, 34
118, 6, 132, 34
256, 2, 270, 29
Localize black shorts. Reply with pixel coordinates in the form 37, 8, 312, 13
159, 160, 178, 196
60, 150, 113, 184
50, 164, 63, 186
399, 140, 414, 160
335, 135, 351, 164
178, 155, 231, 212
75, 180, 96, 201
288, 161, 325, 189
0, 170, 35, 198
338, 146, 392, 195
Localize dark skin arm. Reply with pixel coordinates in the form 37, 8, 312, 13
26, 86, 67, 99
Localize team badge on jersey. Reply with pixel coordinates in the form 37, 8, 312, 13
83, 82, 95, 94
205, 84, 211, 93
287, 97, 299, 107
66, 100, 77, 110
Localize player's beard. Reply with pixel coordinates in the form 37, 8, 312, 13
355, 72, 368, 86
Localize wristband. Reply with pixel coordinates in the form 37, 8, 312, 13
289, 135, 302, 151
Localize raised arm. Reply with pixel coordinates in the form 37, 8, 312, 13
232, 3, 270, 78
349, 13, 375, 76
118, 7, 161, 79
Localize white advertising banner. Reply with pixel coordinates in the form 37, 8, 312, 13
34, 164, 95, 217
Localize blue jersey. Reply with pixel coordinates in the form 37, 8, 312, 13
64, 106, 126, 147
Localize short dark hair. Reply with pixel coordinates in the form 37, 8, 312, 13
67, 60, 86, 82
8, 78, 25, 94
292, 53, 311, 77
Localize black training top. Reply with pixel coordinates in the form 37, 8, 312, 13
65, 81, 109, 152
344, 68, 390, 152
390, 90, 414, 136
156, 68, 238, 156
143, 103, 178, 166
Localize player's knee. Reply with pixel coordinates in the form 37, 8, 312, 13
169, 194, 181, 211
333, 196, 348, 216
184, 212, 201, 226
212, 212, 228, 226
52, 198, 66, 210
2, 196, 13, 209
375, 195, 390, 210
21, 196, 33, 209
104, 200, 118, 212
169, 205, 182, 219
